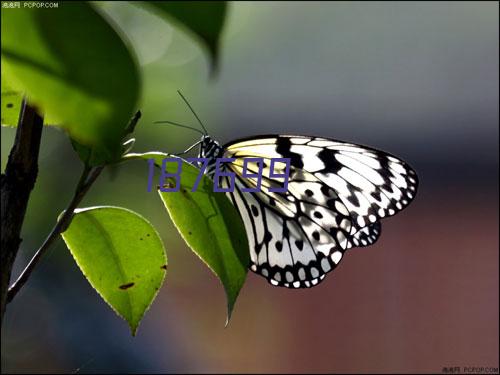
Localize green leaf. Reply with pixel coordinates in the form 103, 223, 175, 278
61, 206, 167, 335
127, 152, 249, 323
1, 2, 140, 163
1, 73, 64, 127
1, 72, 23, 127
141, 1, 227, 73
70, 111, 142, 166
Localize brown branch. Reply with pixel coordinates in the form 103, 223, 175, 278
4, 112, 142, 305
6, 165, 103, 304
1, 109, 140, 327
1, 100, 43, 326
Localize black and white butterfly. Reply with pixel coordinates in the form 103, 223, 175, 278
159, 93, 419, 289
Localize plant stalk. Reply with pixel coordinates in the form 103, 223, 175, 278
0, 100, 43, 327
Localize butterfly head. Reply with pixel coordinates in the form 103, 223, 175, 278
199, 135, 223, 160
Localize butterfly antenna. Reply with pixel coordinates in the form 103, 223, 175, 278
177, 90, 209, 135
154, 120, 205, 136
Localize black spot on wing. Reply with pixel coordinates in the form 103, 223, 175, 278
348, 222, 382, 248
347, 192, 360, 207
283, 223, 290, 237
317, 148, 342, 173
320, 185, 333, 197
276, 136, 304, 168
371, 191, 382, 202
326, 199, 336, 209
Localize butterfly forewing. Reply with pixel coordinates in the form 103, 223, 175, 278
226, 135, 418, 233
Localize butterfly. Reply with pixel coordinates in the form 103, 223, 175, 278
159, 92, 419, 288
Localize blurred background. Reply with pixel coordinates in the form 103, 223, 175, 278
1, 1, 498, 373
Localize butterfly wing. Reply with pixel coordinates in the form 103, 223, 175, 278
220, 159, 352, 288
222, 135, 418, 287
346, 221, 382, 249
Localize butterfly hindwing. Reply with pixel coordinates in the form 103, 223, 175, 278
346, 221, 382, 249
221, 164, 352, 288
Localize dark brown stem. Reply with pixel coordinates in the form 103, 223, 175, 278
1, 100, 43, 326
6, 165, 104, 304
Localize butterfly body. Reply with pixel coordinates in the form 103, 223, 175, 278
195, 134, 418, 288
198, 135, 225, 176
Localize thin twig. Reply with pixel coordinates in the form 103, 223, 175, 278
6, 165, 104, 303
124, 110, 142, 135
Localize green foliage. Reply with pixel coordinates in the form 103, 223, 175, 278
1, 1, 228, 163
129, 152, 250, 322
142, 1, 227, 72
61, 206, 167, 335
1, 72, 23, 127
2, 1, 242, 331
1, 2, 140, 164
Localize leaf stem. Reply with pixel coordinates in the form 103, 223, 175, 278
6, 164, 104, 303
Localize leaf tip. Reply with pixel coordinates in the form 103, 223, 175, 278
130, 323, 139, 337
225, 296, 236, 328
224, 310, 232, 328
208, 59, 220, 80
